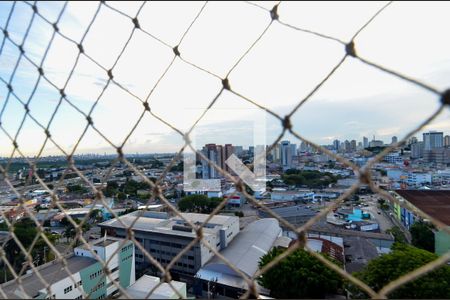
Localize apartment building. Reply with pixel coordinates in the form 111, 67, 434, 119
1, 237, 135, 299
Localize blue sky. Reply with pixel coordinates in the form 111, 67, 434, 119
0, 1, 449, 156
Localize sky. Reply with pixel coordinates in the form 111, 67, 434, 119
0, 1, 449, 157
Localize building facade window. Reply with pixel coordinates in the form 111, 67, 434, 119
64, 286, 73, 294
74, 280, 82, 288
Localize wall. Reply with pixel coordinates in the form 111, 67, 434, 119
435, 227, 450, 256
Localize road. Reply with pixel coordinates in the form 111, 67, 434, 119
360, 194, 411, 241
358, 195, 394, 232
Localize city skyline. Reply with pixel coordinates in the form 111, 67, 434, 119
1, 130, 449, 159
1, 1, 450, 156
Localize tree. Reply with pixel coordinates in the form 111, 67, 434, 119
178, 195, 223, 214
386, 226, 407, 244
258, 247, 343, 298
117, 191, 127, 201
63, 218, 91, 245
410, 221, 435, 252
170, 161, 183, 172
3, 218, 58, 270
66, 184, 88, 194
234, 211, 244, 217
89, 209, 103, 223
282, 169, 338, 188
350, 244, 450, 299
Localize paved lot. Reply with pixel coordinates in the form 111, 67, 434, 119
359, 195, 395, 232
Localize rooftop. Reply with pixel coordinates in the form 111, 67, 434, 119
1, 255, 96, 299
395, 190, 450, 226
99, 211, 238, 238
259, 205, 317, 218
196, 218, 283, 290
125, 275, 186, 299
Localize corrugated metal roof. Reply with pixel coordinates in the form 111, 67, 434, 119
395, 190, 450, 226
197, 218, 281, 280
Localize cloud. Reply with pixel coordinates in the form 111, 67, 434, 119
1, 1, 450, 156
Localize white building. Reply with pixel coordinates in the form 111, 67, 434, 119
270, 189, 314, 202
407, 172, 432, 186
383, 152, 404, 164
280, 141, 293, 171
1, 237, 136, 299
125, 275, 186, 299
423, 131, 444, 151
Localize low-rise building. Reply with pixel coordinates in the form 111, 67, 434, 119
424, 148, 450, 165
1, 237, 135, 299
99, 212, 239, 277
258, 205, 316, 226
125, 275, 186, 299
383, 152, 404, 164
270, 189, 314, 202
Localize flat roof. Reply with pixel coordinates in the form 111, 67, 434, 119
395, 190, 450, 226
259, 205, 317, 218
126, 275, 185, 299
344, 236, 381, 273
1, 255, 96, 298
79, 237, 121, 248
99, 212, 237, 238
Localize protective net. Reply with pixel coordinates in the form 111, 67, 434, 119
0, 1, 449, 299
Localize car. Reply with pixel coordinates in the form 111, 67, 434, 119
377, 211, 381, 214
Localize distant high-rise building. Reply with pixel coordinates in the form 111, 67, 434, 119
270, 143, 280, 162
233, 146, 243, 157
248, 146, 255, 155
344, 140, 351, 153
280, 141, 293, 170
201, 144, 223, 179
300, 141, 308, 152
391, 136, 398, 144
408, 136, 418, 146
224, 144, 234, 172
411, 142, 424, 159
444, 135, 450, 147
290, 144, 297, 157
357, 142, 363, 150
363, 136, 369, 149
333, 139, 340, 151
423, 131, 443, 150
350, 140, 357, 152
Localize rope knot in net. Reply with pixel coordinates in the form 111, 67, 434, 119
173, 46, 180, 56
270, 4, 279, 20
132, 17, 140, 29
282, 115, 292, 130
345, 41, 357, 57
441, 89, 450, 106
222, 78, 231, 90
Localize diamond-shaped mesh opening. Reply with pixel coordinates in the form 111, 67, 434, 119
0, 1, 449, 299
